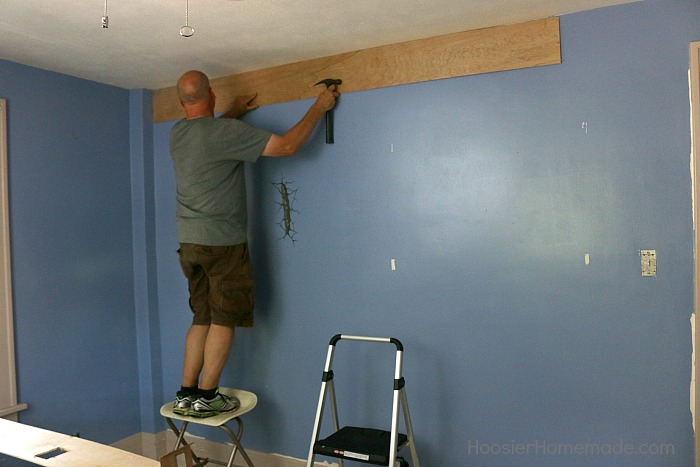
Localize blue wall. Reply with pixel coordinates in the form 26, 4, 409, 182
0, 60, 142, 443
0, 0, 698, 466
151, 1, 698, 466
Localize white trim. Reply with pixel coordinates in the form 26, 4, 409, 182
690, 41, 700, 467
0, 99, 23, 422
0, 404, 28, 418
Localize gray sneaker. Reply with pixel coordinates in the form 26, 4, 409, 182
173, 391, 196, 416
191, 392, 240, 418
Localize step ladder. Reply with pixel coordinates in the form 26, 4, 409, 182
306, 335, 419, 467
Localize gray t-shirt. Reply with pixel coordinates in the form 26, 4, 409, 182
169, 116, 272, 245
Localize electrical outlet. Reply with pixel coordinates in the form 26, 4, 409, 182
641, 250, 656, 277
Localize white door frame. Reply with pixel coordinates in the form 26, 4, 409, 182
0, 100, 25, 421
690, 42, 700, 467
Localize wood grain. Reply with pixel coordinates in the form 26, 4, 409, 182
153, 17, 560, 123
0, 418, 160, 466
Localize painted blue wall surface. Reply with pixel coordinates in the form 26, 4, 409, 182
0, 60, 141, 443
152, 1, 699, 466
1, 0, 699, 466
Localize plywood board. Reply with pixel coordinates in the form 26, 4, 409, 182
0, 418, 160, 466
153, 17, 560, 123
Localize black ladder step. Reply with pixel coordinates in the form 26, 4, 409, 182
313, 426, 408, 465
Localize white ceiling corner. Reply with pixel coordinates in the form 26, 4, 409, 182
0, 0, 642, 90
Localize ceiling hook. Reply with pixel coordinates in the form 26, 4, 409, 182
180, 0, 194, 37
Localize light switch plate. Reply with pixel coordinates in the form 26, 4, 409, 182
641, 250, 656, 277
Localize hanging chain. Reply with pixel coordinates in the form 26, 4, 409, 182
180, 0, 194, 36
101, 0, 109, 28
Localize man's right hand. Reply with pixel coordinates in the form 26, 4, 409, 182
316, 85, 340, 112
261, 84, 341, 157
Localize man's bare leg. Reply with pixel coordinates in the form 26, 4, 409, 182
199, 324, 235, 390
182, 324, 210, 388
182, 323, 235, 391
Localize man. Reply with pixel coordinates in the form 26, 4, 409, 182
170, 70, 339, 417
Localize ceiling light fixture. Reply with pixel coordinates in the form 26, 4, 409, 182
180, 0, 194, 37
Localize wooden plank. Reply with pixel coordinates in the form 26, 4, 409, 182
153, 17, 560, 123
0, 418, 160, 466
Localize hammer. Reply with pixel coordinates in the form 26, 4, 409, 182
315, 78, 342, 144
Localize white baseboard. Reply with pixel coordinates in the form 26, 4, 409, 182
113, 431, 338, 467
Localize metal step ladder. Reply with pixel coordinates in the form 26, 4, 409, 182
306, 335, 419, 467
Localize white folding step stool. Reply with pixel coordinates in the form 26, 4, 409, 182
306, 335, 419, 467
160, 388, 257, 467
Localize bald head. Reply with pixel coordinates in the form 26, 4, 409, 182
177, 70, 211, 105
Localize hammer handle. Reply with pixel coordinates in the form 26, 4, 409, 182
326, 109, 334, 144
315, 78, 341, 144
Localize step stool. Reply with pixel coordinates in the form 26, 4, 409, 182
160, 388, 257, 467
306, 335, 419, 467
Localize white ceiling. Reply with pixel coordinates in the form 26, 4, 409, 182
0, 0, 640, 90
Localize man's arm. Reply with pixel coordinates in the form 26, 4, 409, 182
262, 86, 339, 157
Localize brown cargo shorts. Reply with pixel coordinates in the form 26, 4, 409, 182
177, 243, 255, 327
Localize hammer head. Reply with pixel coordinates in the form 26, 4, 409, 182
316, 78, 342, 88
